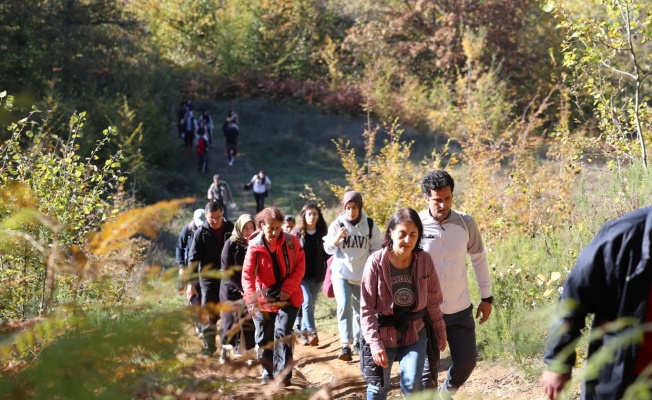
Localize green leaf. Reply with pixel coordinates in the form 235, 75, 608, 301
542, 1, 555, 13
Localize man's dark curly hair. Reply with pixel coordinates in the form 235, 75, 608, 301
420, 170, 455, 196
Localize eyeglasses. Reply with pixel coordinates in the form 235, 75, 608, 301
206, 217, 221, 222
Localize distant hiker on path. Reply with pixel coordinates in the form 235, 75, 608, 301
207, 174, 235, 219
245, 171, 271, 213
360, 208, 447, 400
223, 117, 239, 167
200, 110, 214, 146
323, 191, 382, 362
418, 170, 493, 397
197, 122, 209, 173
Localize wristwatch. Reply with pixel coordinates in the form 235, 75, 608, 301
481, 296, 494, 304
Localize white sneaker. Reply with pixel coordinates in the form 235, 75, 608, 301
219, 345, 233, 364
228, 159, 234, 166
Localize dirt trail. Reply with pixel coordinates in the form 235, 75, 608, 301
176, 328, 550, 400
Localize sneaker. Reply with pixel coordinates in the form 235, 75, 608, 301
228, 159, 234, 166
308, 333, 319, 346
338, 346, 352, 361
353, 341, 360, 355
298, 331, 310, 346
219, 345, 233, 364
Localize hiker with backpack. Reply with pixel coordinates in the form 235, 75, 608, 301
223, 118, 239, 167
207, 174, 236, 220
200, 110, 214, 147
183, 109, 197, 150
246, 170, 272, 213
323, 191, 382, 362
197, 121, 209, 173
175, 209, 206, 336
241, 207, 305, 387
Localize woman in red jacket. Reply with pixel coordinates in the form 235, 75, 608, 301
242, 207, 305, 387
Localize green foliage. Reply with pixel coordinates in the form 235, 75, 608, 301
0, 306, 186, 400
327, 119, 424, 227
550, 0, 652, 169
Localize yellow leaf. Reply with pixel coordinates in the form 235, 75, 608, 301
536, 273, 547, 285
550, 271, 562, 282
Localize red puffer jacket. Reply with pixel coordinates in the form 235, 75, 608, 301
242, 231, 305, 312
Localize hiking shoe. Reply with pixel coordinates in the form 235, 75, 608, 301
298, 331, 310, 346
338, 346, 352, 361
353, 341, 360, 355
219, 345, 233, 364
308, 333, 319, 346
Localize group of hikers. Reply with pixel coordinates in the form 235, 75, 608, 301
175, 169, 494, 400
177, 99, 240, 172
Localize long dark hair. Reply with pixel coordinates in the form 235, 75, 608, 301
296, 203, 328, 238
381, 208, 423, 252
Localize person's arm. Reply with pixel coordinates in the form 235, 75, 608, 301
185, 232, 202, 301
542, 228, 611, 399
323, 219, 346, 255
223, 181, 236, 206
464, 214, 493, 323
369, 219, 383, 253
360, 252, 386, 366
175, 226, 188, 267
241, 245, 258, 305
207, 183, 214, 200
279, 236, 305, 300
422, 253, 447, 350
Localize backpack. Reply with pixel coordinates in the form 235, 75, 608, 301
197, 137, 208, 156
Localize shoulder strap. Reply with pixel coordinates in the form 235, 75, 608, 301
367, 217, 374, 240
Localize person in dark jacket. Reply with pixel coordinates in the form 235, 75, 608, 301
186, 201, 234, 357
176, 209, 206, 293
360, 208, 447, 400
218, 214, 256, 364
294, 203, 329, 346
542, 206, 652, 400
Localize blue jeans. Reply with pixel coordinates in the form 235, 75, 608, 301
367, 331, 428, 400
332, 276, 361, 345
300, 278, 322, 333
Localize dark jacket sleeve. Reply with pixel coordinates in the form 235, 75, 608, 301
186, 227, 203, 285
543, 225, 612, 373
175, 225, 189, 266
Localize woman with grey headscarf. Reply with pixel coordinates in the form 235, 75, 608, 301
324, 191, 382, 361
219, 214, 256, 363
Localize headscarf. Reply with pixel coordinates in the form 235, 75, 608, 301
342, 191, 363, 225
231, 214, 255, 247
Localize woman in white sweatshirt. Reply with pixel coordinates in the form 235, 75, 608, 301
324, 191, 382, 361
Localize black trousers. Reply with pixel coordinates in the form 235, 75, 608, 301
253, 304, 299, 380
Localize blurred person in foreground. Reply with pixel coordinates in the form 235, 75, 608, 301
542, 206, 652, 400
242, 207, 305, 387
360, 208, 447, 400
